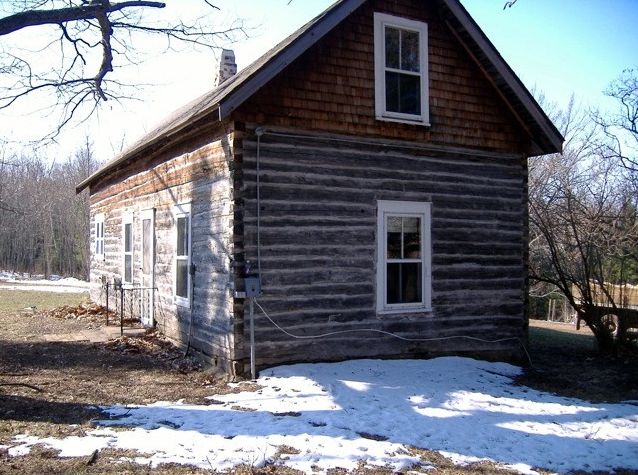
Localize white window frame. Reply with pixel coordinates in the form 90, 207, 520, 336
122, 214, 134, 284
376, 200, 432, 314
174, 203, 192, 308
94, 213, 105, 259
374, 12, 430, 126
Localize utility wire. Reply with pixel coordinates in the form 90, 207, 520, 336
253, 300, 533, 366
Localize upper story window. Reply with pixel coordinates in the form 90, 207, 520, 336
94, 214, 104, 258
374, 13, 429, 126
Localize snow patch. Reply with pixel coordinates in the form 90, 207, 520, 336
0, 271, 89, 293
5, 357, 638, 473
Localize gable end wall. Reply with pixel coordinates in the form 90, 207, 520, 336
234, 0, 529, 154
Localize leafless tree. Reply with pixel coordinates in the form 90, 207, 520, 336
0, 139, 99, 278
0, 1, 246, 141
593, 69, 638, 189
529, 97, 638, 354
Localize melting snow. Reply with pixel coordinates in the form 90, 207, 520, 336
0, 271, 89, 293
6, 357, 638, 473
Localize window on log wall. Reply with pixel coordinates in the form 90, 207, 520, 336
174, 203, 192, 307
376, 200, 432, 314
95, 213, 105, 259
122, 214, 133, 284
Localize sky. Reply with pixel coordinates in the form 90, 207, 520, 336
1, 0, 637, 162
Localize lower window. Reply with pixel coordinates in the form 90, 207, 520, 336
377, 200, 431, 313
174, 203, 191, 307
123, 215, 133, 284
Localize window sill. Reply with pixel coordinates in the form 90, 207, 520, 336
376, 114, 431, 127
174, 296, 190, 308
377, 306, 432, 315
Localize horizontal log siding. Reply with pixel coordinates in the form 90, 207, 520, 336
233, 0, 528, 154
88, 133, 238, 373
238, 132, 526, 371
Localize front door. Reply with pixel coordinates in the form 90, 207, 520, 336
140, 209, 155, 327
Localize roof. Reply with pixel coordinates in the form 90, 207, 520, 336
76, 0, 563, 193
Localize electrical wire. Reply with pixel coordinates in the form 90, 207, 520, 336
253, 300, 533, 366
255, 128, 264, 280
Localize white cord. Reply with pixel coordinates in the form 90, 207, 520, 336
255, 128, 263, 279
254, 300, 533, 366
256, 300, 515, 343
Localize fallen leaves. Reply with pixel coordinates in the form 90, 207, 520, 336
38, 302, 112, 328
102, 330, 202, 373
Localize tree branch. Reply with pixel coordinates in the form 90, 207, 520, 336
0, 1, 166, 36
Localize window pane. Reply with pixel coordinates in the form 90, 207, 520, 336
177, 216, 188, 256
387, 216, 402, 259
386, 72, 421, 115
385, 27, 400, 69
403, 217, 421, 258
125, 255, 132, 282
176, 259, 188, 298
401, 30, 420, 72
387, 263, 422, 304
387, 263, 401, 304
385, 71, 400, 113
124, 223, 132, 252
399, 74, 421, 115
401, 262, 422, 303
142, 218, 151, 274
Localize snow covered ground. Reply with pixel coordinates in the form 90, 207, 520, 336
4, 358, 638, 473
0, 271, 89, 293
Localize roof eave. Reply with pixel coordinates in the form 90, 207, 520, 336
75, 104, 223, 194
218, 0, 367, 119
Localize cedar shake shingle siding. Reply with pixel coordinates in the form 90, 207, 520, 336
235, 0, 525, 153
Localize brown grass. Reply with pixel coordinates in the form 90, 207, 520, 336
0, 292, 636, 474
521, 319, 638, 403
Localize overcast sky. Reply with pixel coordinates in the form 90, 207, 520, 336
1, 0, 636, 163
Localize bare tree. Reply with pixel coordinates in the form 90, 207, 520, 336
529, 97, 638, 354
0, 1, 246, 140
594, 69, 638, 174
0, 139, 99, 278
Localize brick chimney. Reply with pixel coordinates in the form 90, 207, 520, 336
214, 49, 237, 87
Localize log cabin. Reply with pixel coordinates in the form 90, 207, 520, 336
76, 0, 563, 378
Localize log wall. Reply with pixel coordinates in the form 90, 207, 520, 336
88, 125, 240, 374
235, 129, 527, 371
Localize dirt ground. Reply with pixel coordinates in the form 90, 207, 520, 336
0, 294, 255, 474
521, 319, 638, 403
0, 293, 636, 474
